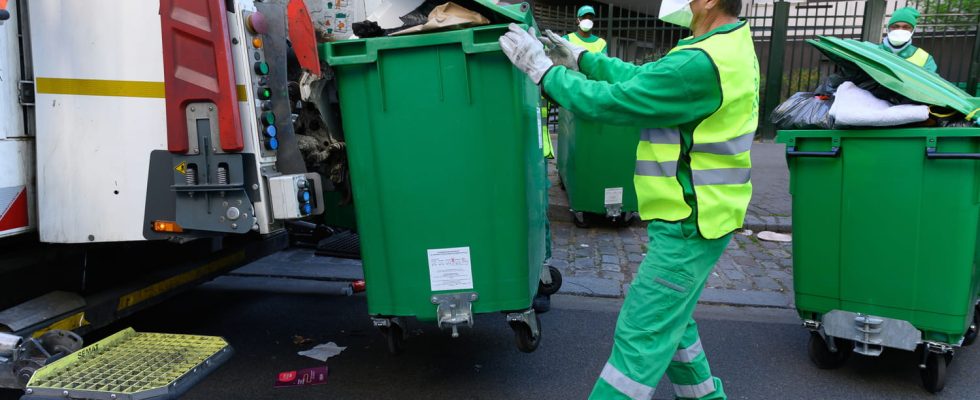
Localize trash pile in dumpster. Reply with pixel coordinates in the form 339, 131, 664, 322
346, 0, 508, 38
772, 37, 979, 130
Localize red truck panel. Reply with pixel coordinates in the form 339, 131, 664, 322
160, 0, 244, 153
287, 0, 320, 76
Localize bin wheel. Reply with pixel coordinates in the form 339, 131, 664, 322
511, 314, 541, 353
538, 266, 563, 296
807, 333, 851, 369
920, 352, 947, 393
615, 213, 636, 228
572, 211, 590, 229
380, 324, 404, 356
963, 316, 978, 346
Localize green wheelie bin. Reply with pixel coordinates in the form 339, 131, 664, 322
321, 1, 552, 354
777, 36, 980, 393
556, 108, 640, 227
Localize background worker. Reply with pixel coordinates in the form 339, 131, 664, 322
564, 5, 607, 55
878, 7, 938, 73
499, 0, 759, 396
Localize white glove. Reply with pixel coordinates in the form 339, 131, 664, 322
499, 24, 553, 85
538, 29, 586, 71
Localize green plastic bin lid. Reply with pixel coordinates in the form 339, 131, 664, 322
808, 36, 980, 121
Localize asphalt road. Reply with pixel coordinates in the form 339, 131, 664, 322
5, 275, 976, 400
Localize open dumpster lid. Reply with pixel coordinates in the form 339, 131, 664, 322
808, 36, 980, 121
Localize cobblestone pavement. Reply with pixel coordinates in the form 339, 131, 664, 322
548, 220, 795, 308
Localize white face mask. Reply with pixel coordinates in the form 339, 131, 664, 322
579, 19, 594, 32
887, 29, 913, 47
659, 0, 694, 28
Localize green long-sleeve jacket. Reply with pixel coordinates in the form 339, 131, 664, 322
541, 21, 745, 218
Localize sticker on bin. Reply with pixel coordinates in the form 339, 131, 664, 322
604, 187, 624, 205
428, 247, 474, 291
536, 108, 543, 150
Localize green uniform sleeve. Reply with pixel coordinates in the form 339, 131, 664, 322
543, 49, 722, 128
924, 55, 938, 73
578, 51, 641, 84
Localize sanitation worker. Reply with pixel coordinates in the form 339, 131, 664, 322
564, 5, 607, 55
878, 7, 938, 73
500, 0, 759, 397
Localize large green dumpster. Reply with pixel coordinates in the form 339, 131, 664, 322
320, 2, 550, 354
556, 108, 640, 227
777, 36, 980, 393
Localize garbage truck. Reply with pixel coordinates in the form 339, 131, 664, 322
0, 0, 332, 396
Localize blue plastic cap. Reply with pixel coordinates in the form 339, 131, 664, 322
302, 204, 313, 215
267, 138, 279, 150
265, 125, 277, 137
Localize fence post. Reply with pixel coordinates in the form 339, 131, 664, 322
861, 0, 886, 43
967, 25, 979, 96
762, 1, 790, 140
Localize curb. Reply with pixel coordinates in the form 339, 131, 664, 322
743, 214, 792, 233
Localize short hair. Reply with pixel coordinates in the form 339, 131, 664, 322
720, 0, 741, 17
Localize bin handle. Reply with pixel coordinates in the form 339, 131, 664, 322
786, 146, 840, 158
925, 148, 980, 160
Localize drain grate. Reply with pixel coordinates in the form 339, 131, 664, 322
25, 328, 232, 400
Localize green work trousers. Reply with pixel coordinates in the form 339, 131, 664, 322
589, 218, 731, 400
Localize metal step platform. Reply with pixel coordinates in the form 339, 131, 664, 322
22, 328, 232, 400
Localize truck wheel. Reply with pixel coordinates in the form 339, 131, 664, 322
920, 352, 947, 393
807, 332, 851, 369
538, 266, 563, 296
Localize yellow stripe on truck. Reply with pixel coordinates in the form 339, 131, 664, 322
36, 78, 250, 101
116, 251, 246, 311
32, 312, 90, 338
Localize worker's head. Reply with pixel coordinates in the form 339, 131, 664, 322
576, 5, 596, 32
660, 0, 741, 29
886, 7, 919, 47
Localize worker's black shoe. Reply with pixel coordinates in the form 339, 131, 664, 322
532, 293, 551, 314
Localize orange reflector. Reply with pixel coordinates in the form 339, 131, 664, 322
252, 37, 263, 48
152, 221, 184, 233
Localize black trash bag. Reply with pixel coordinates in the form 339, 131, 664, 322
770, 92, 835, 130
398, 0, 441, 29
352, 20, 385, 38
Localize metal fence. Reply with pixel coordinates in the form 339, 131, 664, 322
534, 0, 979, 138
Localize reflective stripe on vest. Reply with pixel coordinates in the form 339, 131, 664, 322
633, 22, 759, 239
541, 106, 554, 158
567, 33, 607, 54
907, 47, 930, 67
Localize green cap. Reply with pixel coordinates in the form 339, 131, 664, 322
888, 7, 920, 29
577, 5, 595, 18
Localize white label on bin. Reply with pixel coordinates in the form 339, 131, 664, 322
536, 108, 544, 150
428, 247, 474, 291
604, 187, 624, 205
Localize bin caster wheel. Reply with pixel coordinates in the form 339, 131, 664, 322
538, 266, 563, 296
920, 352, 947, 393
964, 312, 979, 346
510, 313, 541, 353
380, 324, 404, 356
807, 332, 851, 369
571, 211, 589, 229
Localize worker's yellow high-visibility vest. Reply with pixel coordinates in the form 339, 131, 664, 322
566, 33, 607, 54
906, 48, 931, 67
633, 23, 759, 239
